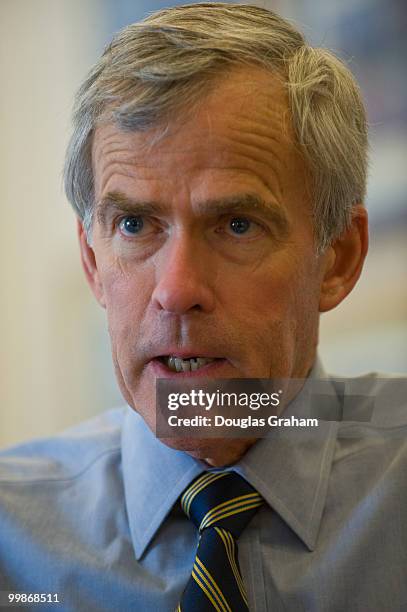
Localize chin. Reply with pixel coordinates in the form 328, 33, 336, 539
158, 436, 258, 467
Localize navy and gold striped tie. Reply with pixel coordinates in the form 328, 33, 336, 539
177, 470, 264, 611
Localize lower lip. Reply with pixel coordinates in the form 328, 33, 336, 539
148, 358, 230, 379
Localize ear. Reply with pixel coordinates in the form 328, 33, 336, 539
319, 204, 369, 312
77, 219, 106, 308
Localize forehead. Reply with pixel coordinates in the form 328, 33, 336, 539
92, 66, 308, 204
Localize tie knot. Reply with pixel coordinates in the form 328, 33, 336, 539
181, 471, 263, 539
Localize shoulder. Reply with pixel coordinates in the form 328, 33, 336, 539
330, 370, 407, 428
0, 407, 129, 587
329, 371, 407, 483
0, 406, 126, 483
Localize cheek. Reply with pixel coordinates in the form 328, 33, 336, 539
100, 261, 152, 353
236, 251, 312, 318
231, 251, 320, 363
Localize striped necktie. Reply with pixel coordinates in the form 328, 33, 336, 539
177, 470, 264, 611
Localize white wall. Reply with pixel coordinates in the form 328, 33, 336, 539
0, 1, 120, 448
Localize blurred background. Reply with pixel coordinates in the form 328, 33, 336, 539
1, 0, 406, 447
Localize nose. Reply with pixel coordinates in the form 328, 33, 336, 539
151, 233, 216, 315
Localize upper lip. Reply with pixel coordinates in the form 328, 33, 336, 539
150, 349, 224, 360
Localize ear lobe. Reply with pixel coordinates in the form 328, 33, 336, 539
319, 205, 369, 313
77, 219, 106, 308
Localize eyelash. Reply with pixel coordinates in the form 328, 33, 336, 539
217, 215, 267, 240
113, 214, 268, 241
115, 215, 158, 238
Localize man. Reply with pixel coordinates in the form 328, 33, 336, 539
0, 3, 406, 611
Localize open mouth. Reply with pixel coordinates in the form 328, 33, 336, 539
158, 356, 222, 373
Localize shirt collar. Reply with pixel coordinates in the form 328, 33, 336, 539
121, 409, 205, 560
234, 358, 340, 551
121, 357, 341, 558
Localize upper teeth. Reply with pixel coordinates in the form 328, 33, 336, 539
165, 356, 216, 373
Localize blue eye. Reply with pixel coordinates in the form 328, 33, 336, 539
230, 217, 250, 234
119, 216, 144, 235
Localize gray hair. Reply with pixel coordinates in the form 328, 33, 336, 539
64, 2, 368, 251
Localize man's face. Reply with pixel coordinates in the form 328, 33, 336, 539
86, 67, 329, 464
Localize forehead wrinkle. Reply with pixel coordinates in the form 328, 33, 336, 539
222, 88, 293, 148
98, 154, 192, 197
95, 132, 206, 172
217, 119, 293, 200
92, 129, 161, 187
98, 154, 138, 189
96, 142, 140, 173
92, 130, 151, 180
93, 134, 131, 194
226, 119, 291, 158
225, 109, 291, 152
93, 130, 126, 163
227, 125, 287, 154
221, 138, 284, 200
98, 161, 135, 197
221, 77, 290, 127
227, 104, 288, 134
98, 160, 175, 199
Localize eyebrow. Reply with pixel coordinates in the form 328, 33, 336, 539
96, 191, 290, 236
96, 192, 167, 225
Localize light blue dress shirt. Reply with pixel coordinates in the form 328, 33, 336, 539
0, 361, 406, 611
